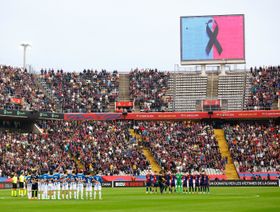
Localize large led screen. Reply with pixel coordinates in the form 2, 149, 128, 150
180, 14, 245, 64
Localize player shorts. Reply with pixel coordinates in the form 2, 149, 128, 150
19, 182, 24, 188
146, 182, 151, 187
94, 184, 102, 191
154, 182, 158, 187
12, 183, 17, 189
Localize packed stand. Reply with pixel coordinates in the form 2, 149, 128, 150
134, 121, 225, 174
40, 69, 119, 113
129, 69, 170, 112
224, 122, 280, 172
59, 120, 150, 175
0, 65, 55, 111
0, 130, 76, 177
247, 66, 280, 110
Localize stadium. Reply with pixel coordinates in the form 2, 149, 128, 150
0, 1, 280, 212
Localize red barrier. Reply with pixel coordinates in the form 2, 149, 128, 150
212, 110, 280, 119
125, 112, 209, 120
64, 110, 280, 121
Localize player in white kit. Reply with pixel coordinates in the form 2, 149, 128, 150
26, 176, 32, 199
93, 175, 102, 200
77, 178, 84, 200
85, 176, 93, 200
48, 179, 55, 200
69, 177, 77, 199
62, 178, 69, 200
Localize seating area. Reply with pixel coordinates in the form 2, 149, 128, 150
134, 121, 225, 174
40, 69, 119, 113
0, 65, 55, 112
247, 66, 280, 110
167, 73, 208, 111
129, 69, 170, 112
218, 72, 251, 110
0, 130, 76, 177
224, 122, 280, 172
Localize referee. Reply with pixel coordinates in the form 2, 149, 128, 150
19, 172, 25, 197
11, 173, 18, 197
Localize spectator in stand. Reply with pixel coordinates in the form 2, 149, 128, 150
129, 68, 170, 112
40, 69, 119, 113
0, 65, 56, 112
247, 66, 280, 110
224, 122, 280, 172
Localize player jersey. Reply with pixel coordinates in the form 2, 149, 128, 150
93, 176, 103, 184
189, 175, 193, 185
153, 175, 158, 184
195, 175, 200, 184
176, 173, 183, 182
76, 173, 85, 180
86, 176, 93, 185
165, 174, 171, 184
171, 175, 176, 185
146, 174, 151, 182
53, 173, 60, 180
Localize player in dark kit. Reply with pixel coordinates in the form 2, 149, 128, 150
153, 174, 159, 193
200, 173, 205, 193
171, 173, 176, 193
158, 172, 166, 194
183, 174, 189, 193
195, 174, 200, 193
145, 172, 152, 194
205, 174, 210, 193
189, 174, 194, 194
165, 172, 171, 193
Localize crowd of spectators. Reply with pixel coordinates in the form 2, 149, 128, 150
62, 121, 149, 175
224, 122, 280, 172
247, 66, 280, 110
0, 65, 56, 111
40, 69, 119, 113
0, 130, 76, 177
134, 121, 226, 174
129, 69, 170, 112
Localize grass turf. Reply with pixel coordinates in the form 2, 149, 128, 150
0, 187, 279, 212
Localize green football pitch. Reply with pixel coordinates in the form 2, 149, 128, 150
0, 187, 279, 212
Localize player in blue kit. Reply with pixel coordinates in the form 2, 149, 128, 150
85, 175, 93, 200
93, 175, 102, 200
76, 172, 85, 200
53, 173, 61, 199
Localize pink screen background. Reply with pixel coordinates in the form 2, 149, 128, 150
213, 15, 244, 60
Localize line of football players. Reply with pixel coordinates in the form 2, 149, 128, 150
145, 171, 210, 194
26, 173, 103, 200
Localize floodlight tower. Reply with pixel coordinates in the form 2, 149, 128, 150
20, 43, 31, 70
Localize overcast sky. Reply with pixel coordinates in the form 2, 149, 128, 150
0, 0, 279, 72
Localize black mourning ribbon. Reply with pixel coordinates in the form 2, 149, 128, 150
205, 20, 223, 55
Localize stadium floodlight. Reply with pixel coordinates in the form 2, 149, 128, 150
20, 43, 31, 70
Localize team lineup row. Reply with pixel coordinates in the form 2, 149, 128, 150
11, 173, 103, 200
145, 172, 210, 194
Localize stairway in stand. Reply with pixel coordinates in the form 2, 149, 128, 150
142, 148, 161, 174
119, 74, 130, 101
129, 129, 161, 174
214, 129, 239, 180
